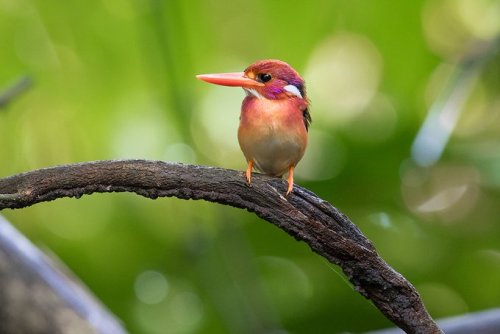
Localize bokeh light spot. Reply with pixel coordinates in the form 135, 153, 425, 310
134, 270, 169, 305
192, 86, 245, 167
401, 163, 480, 224
133, 282, 203, 334
456, 0, 500, 40
305, 32, 382, 125
111, 95, 180, 160
368, 212, 394, 230
417, 185, 468, 213
423, 0, 500, 58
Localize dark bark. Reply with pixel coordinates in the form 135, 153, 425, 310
0, 159, 442, 333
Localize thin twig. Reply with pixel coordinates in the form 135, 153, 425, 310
0, 160, 443, 333
0, 76, 33, 109
411, 36, 500, 166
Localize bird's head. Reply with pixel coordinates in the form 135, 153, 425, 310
196, 59, 306, 100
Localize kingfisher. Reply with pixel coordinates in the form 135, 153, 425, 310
196, 59, 311, 195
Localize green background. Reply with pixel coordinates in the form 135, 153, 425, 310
1, 0, 499, 332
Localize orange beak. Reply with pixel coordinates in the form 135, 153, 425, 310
196, 72, 264, 88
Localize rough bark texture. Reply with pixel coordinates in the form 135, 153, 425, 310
0, 160, 442, 333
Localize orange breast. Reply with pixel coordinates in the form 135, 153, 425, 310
238, 97, 308, 176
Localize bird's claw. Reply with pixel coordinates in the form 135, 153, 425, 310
285, 166, 295, 196
245, 160, 253, 187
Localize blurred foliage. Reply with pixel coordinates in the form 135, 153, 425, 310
1, 0, 499, 333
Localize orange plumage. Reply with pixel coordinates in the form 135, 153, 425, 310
197, 59, 311, 195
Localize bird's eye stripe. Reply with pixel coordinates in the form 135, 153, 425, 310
283, 84, 303, 98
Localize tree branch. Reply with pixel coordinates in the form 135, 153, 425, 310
0, 160, 442, 333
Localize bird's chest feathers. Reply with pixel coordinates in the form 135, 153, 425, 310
240, 98, 302, 134
238, 97, 307, 175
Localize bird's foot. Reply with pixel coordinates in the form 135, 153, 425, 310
286, 166, 295, 196
245, 160, 253, 186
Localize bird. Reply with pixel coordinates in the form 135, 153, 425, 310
196, 59, 311, 195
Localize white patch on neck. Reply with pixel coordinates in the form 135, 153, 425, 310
283, 84, 303, 98
244, 88, 265, 99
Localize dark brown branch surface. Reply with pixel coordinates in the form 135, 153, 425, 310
0, 160, 442, 333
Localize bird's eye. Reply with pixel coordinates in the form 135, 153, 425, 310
257, 73, 272, 83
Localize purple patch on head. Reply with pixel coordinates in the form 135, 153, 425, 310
245, 59, 307, 99
267, 85, 284, 99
